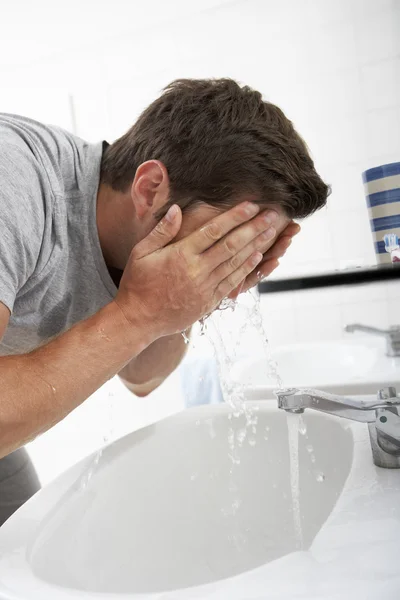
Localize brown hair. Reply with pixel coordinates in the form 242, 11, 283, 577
100, 78, 330, 219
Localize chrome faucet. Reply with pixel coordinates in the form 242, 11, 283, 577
276, 387, 400, 468
345, 323, 400, 357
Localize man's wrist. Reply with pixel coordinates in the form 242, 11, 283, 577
106, 300, 156, 356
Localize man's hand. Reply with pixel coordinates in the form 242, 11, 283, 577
115, 202, 279, 340
228, 220, 301, 299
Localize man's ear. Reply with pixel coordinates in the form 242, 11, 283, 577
131, 160, 170, 219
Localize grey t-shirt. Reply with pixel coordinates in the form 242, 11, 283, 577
0, 113, 117, 356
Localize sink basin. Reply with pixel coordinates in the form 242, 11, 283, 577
232, 340, 400, 398
0, 404, 353, 598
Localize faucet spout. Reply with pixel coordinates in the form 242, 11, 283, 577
275, 387, 394, 423
345, 323, 400, 357
276, 386, 400, 468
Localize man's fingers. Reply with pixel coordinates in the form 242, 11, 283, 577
202, 211, 278, 271
215, 252, 263, 301
224, 222, 300, 296
241, 258, 280, 293
228, 281, 244, 300
262, 235, 293, 260
209, 226, 277, 287
187, 201, 262, 254
132, 205, 182, 260
261, 222, 300, 261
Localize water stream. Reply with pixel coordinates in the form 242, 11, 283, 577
286, 412, 303, 549
202, 292, 304, 550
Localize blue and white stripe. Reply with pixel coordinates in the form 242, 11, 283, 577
363, 162, 400, 262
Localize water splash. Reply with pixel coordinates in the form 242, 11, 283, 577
218, 298, 238, 312
202, 291, 288, 524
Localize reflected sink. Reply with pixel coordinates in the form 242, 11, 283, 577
232, 340, 400, 399
0, 404, 354, 598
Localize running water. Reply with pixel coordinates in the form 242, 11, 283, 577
286, 412, 303, 549
203, 291, 305, 548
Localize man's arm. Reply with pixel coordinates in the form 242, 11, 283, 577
0, 201, 275, 457
0, 300, 152, 459
119, 331, 190, 397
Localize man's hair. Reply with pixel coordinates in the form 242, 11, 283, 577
100, 78, 330, 219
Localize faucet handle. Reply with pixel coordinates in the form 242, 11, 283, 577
375, 408, 400, 456
377, 387, 399, 403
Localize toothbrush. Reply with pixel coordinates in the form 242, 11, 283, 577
384, 233, 400, 263
384, 233, 399, 253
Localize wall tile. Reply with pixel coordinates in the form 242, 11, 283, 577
326, 162, 367, 213
387, 299, 400, 326
260, 308, 298, 347
354, 5, 400, 65
339, 282, 387, 305
329, 208, 377, 265
341, 299, 390, 331
260, 292, 295, 313
294, 304, 343, 342
304, 20, 358, 74
386, 281, 400, 299
307, 114, 369, 166
289, 209, 334, 264
360, 57, 400, 111
366, 106, 400, 159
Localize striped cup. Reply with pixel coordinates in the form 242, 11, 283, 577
363, 162, 400, 265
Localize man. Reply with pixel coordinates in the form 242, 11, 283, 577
0, 78, 329, 526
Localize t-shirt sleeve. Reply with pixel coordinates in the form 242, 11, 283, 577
0, 138, 45, 312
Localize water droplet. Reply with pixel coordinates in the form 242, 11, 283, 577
298, 416, 307, 436
236, 428, 247, 445
190, 473, 198, 481
228, 453, 241, 465
248, 437, 256, 447
181, 330, 190, 344
316, 472, 325, 483
310, 454, 316, 463
198, 317, 209, 336
265, 425, 270, 432
306, 444, 313, 453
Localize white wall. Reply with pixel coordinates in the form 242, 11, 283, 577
1, 0, 399, 482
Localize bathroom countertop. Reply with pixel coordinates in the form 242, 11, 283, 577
0, 421, 399, 600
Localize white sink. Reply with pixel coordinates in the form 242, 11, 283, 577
232, 340, 400, 399
0, 404, 353, 598
1, 402, 399, 600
